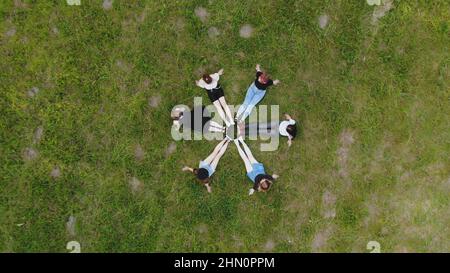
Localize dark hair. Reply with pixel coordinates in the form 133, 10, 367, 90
256, 174, 273, 192
194, 168, 210, 183
202, 74, 212, 84
286, 124, 297, 139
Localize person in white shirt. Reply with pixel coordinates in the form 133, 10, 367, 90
238, 113, 297, 147
196, 69, 234, 127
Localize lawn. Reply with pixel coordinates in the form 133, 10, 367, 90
0, 0, 449, 252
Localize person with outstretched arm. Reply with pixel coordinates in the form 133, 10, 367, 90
233, 137, 278, 195
182, 138, 231, 193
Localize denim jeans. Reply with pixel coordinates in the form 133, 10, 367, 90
236, 83, 267, 121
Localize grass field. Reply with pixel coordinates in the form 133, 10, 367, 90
0, 0, 449, 253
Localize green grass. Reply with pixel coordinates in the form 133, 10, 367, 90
1, 0, 449, 252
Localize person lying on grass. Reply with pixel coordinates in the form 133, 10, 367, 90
235, 64, 280, 123
171, 105, 225, 134
196, 68, 234, 127
233, 137, 278, 195
238, 113, 297, 147
182, 138, 231, 193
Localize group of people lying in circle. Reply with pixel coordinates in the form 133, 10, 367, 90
171, 64, 297, 194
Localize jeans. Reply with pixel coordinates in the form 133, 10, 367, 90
236, 83, 267, 121
245, 121, 280, 138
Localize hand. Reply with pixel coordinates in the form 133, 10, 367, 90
206, 184, 212, 193
218, 68, 224, 75
256, 64, 261, 71
195, 80, 200, 87
272, 174, 279, 180
182, 166, 190, 172
249, 188, 255, 195
287, 139, 292, 147
273, 79, 280, 85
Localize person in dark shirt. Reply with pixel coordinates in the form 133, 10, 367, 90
233, 137, 279, 195
235, 64, 280, 122
171, 105, 225, 134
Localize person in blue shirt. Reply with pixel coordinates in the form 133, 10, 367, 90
233, 137, 278, 195
182, 138, 230, 193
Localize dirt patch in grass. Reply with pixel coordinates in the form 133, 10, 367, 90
322, 190, 337, 219
165, 142, 177, 158
311, 226, 333, 252
14, 0, 28, 8
134, 144, 145, 162
372, 0, 394, 26
102, 0, 113, 11
5, 27, 16, 38
208, 27, 220, 39
318, 14, 329, 29
129, 177, 142, 194
239, 24, 254, 38
263, 239, 276, 252
66, 215, 76, 236
149, 95, 161, 108
194, 7, 209, 23
50, 166, 61, 179
27, 87, 39, 98
337, 129, 355, 186
22, 147, 38, 162
196, 223, 208, 234
33, 126, 44, 144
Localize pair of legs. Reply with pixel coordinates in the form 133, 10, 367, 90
243, 121, 280, 138
207, 120, 225, 133
203, 138, 230, 170
234, 137, 258, 173
235, 83, 267, 122
213, 97, 234, 127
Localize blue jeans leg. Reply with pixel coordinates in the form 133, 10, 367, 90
236, 83, 257, 120
240, 86, 266, 121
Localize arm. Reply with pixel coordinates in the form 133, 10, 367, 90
256, 64, 261, 72
273, 79, 280, 85
205, 183, 212, 193
217, 68, 224, 75
284, 113, 292, 120
182, 166, 194, 173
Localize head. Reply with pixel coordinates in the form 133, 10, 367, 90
258, 176, 274, 192
193, 168, 210, 184
171, 107, 184, 130
202, 74, 213, 84
258, 72, 270, 84
286, 124, 297, 139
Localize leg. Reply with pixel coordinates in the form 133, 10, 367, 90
213, 100, 230, 126
209, 120, 224, 130
236, 84, 257, 121
239, 89, 266, 121
234, 140, 253, 173
258, 121, 275, 137
210, 140, 230, 170
238, 138, 258, 164
218, 97, 234, 124
203, 138, 228, 164
245, 122, 260, 138
208, 126, 223, 133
